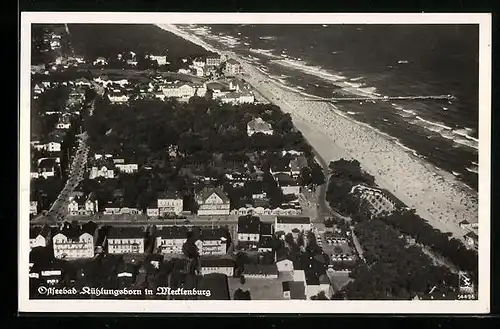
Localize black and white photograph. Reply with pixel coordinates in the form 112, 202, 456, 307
19, 13, 491, 313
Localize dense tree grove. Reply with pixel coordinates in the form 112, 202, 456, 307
83, 96, 323, 210
379, 209, 478, 281
324, 158, 476, 298
325, 159, 374, 216
341, 219, 457, 300
68, 24, 214, 70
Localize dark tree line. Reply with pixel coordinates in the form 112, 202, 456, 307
340, 219, 457, 300
68, 24, 214, 66
378, 209, 478, 282
325, 159, 376, 217
83, 96, 322, 210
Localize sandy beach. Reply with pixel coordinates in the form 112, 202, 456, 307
157, 24, 479, 242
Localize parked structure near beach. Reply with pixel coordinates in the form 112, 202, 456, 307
350, 184, 407, 217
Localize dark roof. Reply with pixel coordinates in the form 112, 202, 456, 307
86, 192, 98, 202
117, 262, 138, 274
200, 228, 228, 241
30, 227, 39, 239
273, 173, 296, 185
227, 59, 239, 65
237, 215, 261, 234
258, 236, 274, 249
81, 221, 97, 235
290, 156, 308, 171
260, 222, 273, 236
276, 216, 311, 224
465, 232, 478, 240
107, 227, 146, 239
200, 257, 234, 268
244, 264, 277, 276
197, 273, 230, 300
38, 158, 57, 169
319, 274, 331, 285
195, 186, 230, 204
275, 248, 288, 262
157, 226, 189, 239
459, 220, 471, 225
305, 271, 320, 285
288, 281, 306, 299
30, 224, 52, 239
59, 226, 82, 240
206, 82, 227, 91
145, 253, 164, 263
157, 190, 182, 199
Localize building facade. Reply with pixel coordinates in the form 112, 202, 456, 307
157, 195, 184, 216
107, 227, 146, 254
275, 216, 311, 234
196, 187, 231, 216
247, 117, 273, 136
52, 232, 95, 259
200, 258, 234, 276
350, 184, 405, 217
155, 226, 188, 255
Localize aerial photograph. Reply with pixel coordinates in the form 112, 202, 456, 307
26, 21, 481, 302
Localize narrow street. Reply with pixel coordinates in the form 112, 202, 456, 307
43, 98, 95, 223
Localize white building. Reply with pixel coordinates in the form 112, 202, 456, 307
67, 194, 98, 216
52, 231, 95, 259
115, 163, 139, 174
146, 208, 159, 217
200, 258, 234, 277
30, 201, 38, 215
231, 206, 301, 217
157, 193, 184, 216
193, 57, 206, 68
206, 56, 222, 67
29, 225, 51, 251
195, 67, 204, 77
247, 117, 273, 136
155, 226, 189, 255
39, 142, 61, 152
150, 55, 167, 66
195, 187, 231, 216
93, 57, 108, 66
197, 228, 228, 256
107, 92, 130, 104
107, 227, 146, 254
162, 83, 196, 101
275, 216, 311, 234
56, 122, 71, 130
225, 59, 241, 75
220, 91, 255, 105
237, 215, 261, 246
89, 166, 115, 179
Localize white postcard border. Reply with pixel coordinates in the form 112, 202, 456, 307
19, 12, 491, 314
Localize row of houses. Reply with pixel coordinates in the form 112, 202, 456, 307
29, 223, 231, 259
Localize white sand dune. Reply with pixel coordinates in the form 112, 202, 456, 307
157, 24, 478, 243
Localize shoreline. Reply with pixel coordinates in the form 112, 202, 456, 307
156, 24, 478, 243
